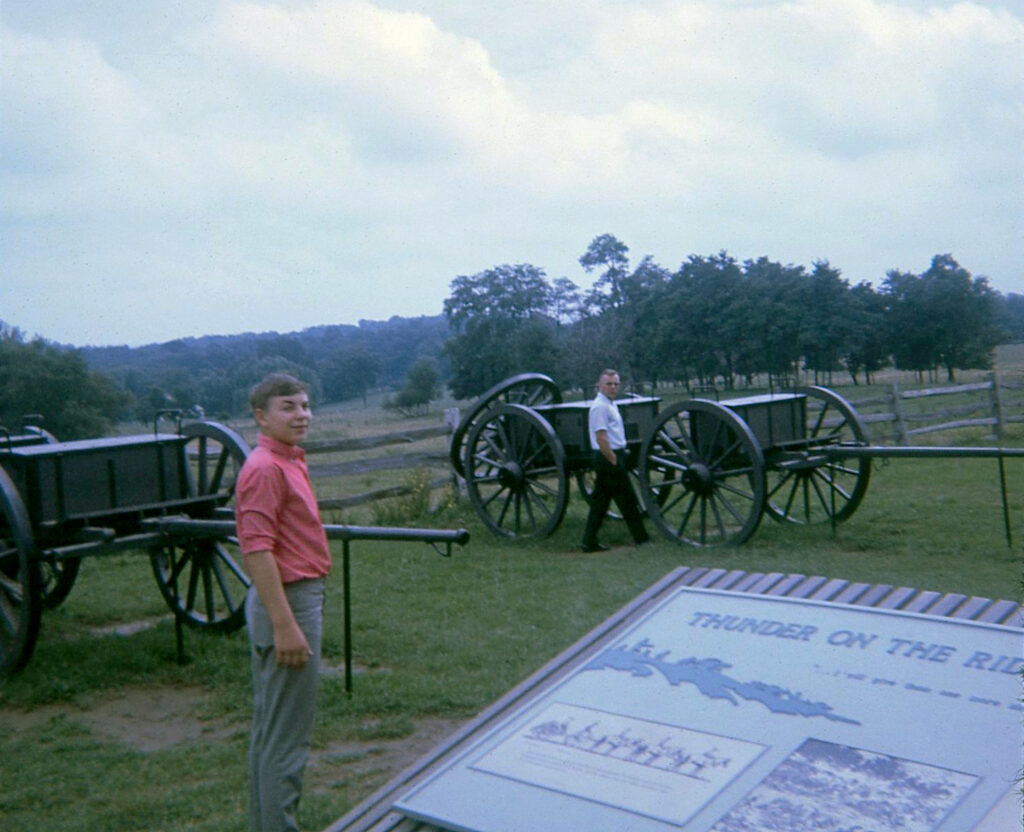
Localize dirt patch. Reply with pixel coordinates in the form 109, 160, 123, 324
0, 684, 466, 782
307, 717, 468, 795
0, 686, 240, 753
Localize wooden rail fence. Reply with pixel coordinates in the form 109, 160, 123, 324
844, 372, 1022, 444
303, 423, 453, 511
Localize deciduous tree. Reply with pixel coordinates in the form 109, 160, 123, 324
0, 330, 129, 438
443, 264, 557, 399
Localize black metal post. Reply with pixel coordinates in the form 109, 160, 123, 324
998, 453, 1012, 548
175, 610, 185, 665
171, 550, 186, 665
343, 538, 352, 696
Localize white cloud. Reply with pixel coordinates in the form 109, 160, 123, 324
0, 0, 1020, 346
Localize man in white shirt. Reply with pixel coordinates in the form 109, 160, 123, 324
581, 369, 652, 552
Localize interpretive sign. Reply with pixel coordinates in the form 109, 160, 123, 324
396, 587, 1023, 832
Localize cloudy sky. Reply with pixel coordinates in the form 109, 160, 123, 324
2, 0, 1021, 347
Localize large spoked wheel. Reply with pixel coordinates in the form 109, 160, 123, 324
0, 468, 41, 676
150, 422, 251, 632
450, 374, 562, 479
765, 386, 871, 526
639, 400, 766, 547
150, 536, 250, 633
19, 427, 81, 610
465, 404, 568, 538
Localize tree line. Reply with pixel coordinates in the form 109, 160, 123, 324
0, 316, 448, 437
444, 236, 1022, 398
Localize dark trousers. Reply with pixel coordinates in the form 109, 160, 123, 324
582, 451, 649, 547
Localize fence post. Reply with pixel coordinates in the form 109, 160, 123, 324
444, 407, 466, 495
890, 382, 907, 444
989, 372, 1004, 442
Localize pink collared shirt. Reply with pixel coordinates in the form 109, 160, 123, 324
236, 433, 331, 583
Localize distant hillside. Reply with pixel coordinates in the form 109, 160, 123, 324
80, 315, 450, 419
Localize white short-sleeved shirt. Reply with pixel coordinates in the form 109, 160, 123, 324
589, 392, 627, 450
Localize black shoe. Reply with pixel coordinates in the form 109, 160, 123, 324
636, 540, 656, 549
581, 543, 611, 553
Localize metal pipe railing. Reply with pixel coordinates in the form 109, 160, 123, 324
143, 516, 470, 692
825, 444, 1024, 546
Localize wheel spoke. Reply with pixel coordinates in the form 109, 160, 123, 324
166, 547, 189, 585
495, 420, 514, 459
196, 436, 209, 494
649, 453, 690, 474
813, 466, 854, 504
479, 483, 509, 510
676, 417, 701, 456
658, 486, 688, 515
700, 417, 725, 460
807, 470, 834, 518
215, 541, 249, 584
708, 494, 727, 540
675, 492, 700, 539
521, 489, 538, 530
521, 437, 552, 472
470, 451, 503, 471
0, 588, 20, 633
706, 436, 745, 472
208, 447, 230, 496
195, 557, 213, 623
210, 553, 236, 614
525, 477, 560, 498
185, 553, 201, 614
825, 461, 862, 478
483, 427, 509, 461
524, 486, 554, 520
0, 568, 23, 600
781, 473, 804, 519
809, 401, 828, 438
496, 489, 515, 528
716, 479, 759, 504
714, 486, 754, 526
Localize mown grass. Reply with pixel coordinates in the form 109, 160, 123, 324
2, 370, 1023, 832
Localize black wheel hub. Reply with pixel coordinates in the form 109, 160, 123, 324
498, 462, 525, 490
682, 462, 714, 496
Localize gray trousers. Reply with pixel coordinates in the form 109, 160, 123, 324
247, 578, 325, 832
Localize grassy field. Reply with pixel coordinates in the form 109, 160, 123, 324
1, 364, 1023, 831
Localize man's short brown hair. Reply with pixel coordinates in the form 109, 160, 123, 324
248, 373, 308, 413
598, 368, 620, 382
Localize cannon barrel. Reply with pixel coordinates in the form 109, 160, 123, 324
824, 445, 1024, 460
143, 516, 470, 547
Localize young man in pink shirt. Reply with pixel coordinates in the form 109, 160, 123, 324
236, 373, 331, 832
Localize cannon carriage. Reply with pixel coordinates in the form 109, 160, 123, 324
448, 375, 882, 547
0, 419, 251, 675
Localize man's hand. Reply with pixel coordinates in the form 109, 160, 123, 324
274, 621, 313, 668
596, 429, 617, 465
